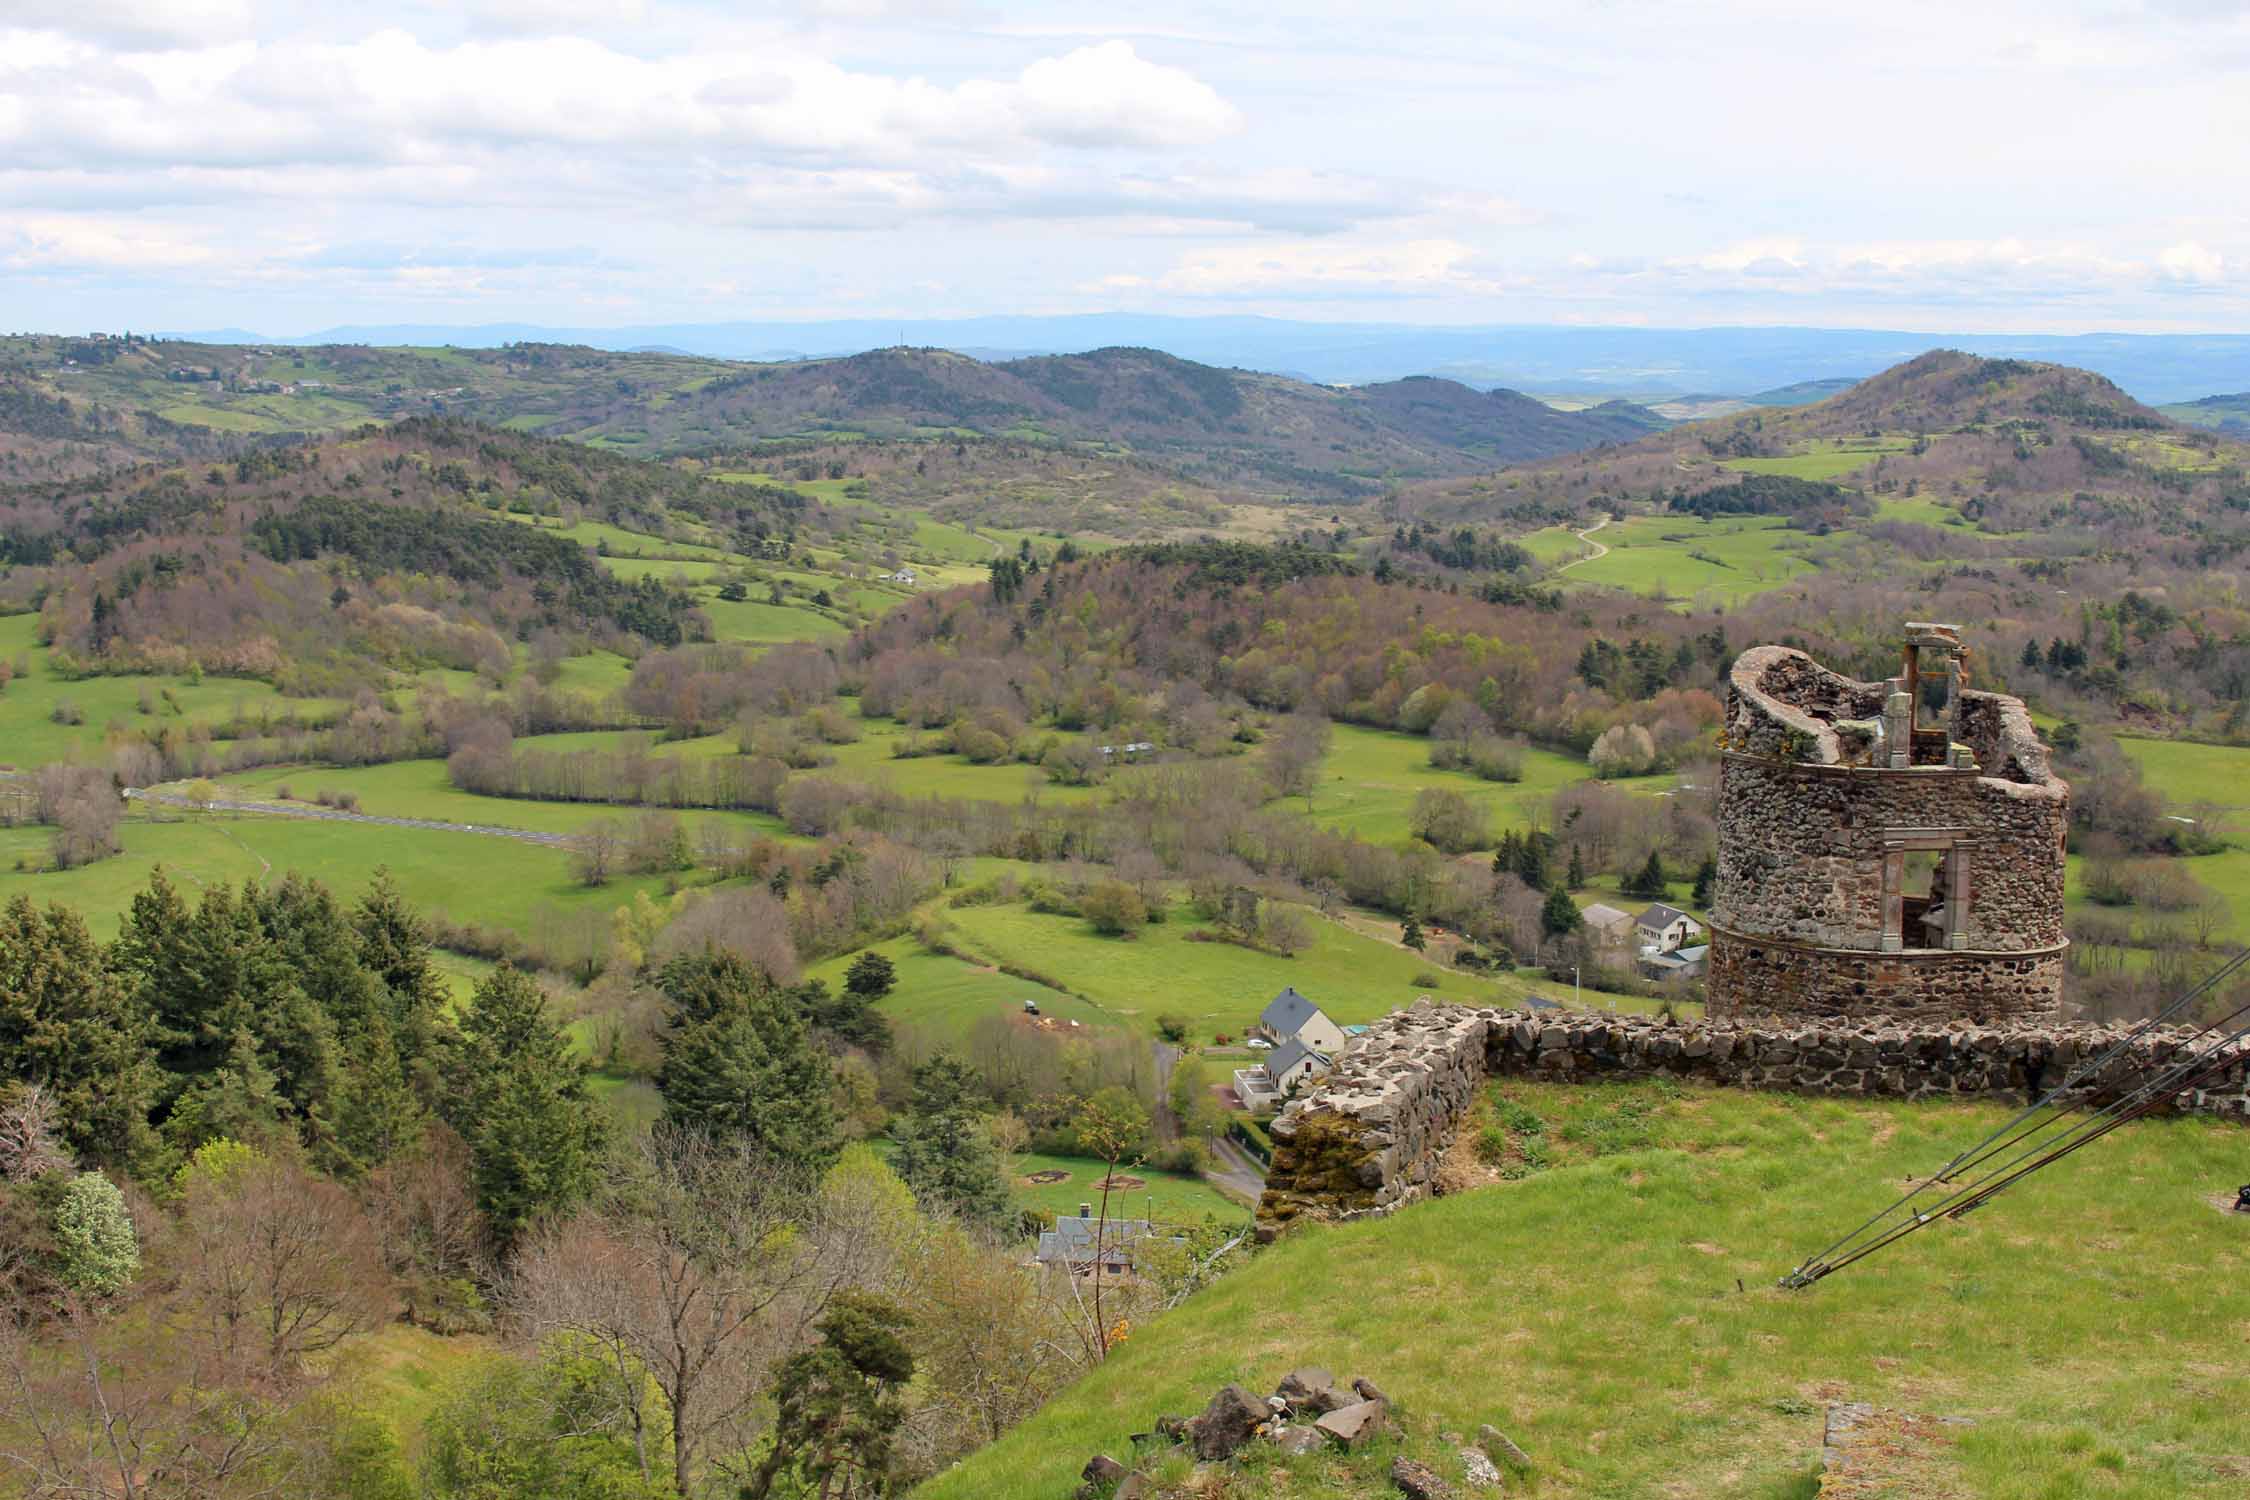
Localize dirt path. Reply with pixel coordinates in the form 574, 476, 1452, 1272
1557, 515, 1611, 574
124, 788, 577, 848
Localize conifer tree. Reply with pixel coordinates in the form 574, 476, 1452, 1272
889, 1055, 1011, 1232
1567, 844, 1587, 889
1692, 855, 1718, 908
447, 966, 606, 1252
657, 951, 839, 1171
354, 868, 452, 1062
1540, 884, 1584, 940
0, 896, 157, 1169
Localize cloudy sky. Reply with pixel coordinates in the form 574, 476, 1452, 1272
4, 0, 2247, 334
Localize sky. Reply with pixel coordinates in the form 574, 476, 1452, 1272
3, 0, 2248, 336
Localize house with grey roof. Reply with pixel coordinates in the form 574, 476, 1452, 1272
1254, 987, 1346, 1054
1635, 902, 1703, 954
1033, 1206, 1183, 1277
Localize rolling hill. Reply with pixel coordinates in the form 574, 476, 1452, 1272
0, 335, 1662, 499
1400, 350, 2248, 537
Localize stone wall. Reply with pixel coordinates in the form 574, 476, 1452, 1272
1255, 1003, 2250, 1236
1255, 1000, 1489, 1240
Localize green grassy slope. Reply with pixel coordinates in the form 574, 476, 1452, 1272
918, 1080, 2250, 1499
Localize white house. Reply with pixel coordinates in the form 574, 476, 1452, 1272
1232, 1036, 1333, 1114
1254, 987, 1347, 1054
1635, 903, 1704, 954
880, 567, 919, 585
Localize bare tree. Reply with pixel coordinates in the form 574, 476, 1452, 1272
1261, 713, 1332, 810
569, 819, 622, 887
170, 1152, 389, 1379
511, 1128, 838, 1498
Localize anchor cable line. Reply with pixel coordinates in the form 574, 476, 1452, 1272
1781, 946, 2250, 1289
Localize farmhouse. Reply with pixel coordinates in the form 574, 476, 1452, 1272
1232, 1035, 1334, 1114
1636, 902, 1703, 953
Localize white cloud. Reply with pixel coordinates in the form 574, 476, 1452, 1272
2158, 240, 2228, 284
3, 214, 216, 270
6, 0, 253, 49
1100, 238, 1515, 298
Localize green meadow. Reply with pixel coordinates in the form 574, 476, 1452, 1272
1560, 514, 1821, 605
1310, 723, 1631, 846
937, 898, 1530, 1036
805, 938, 1118, 1036
0, 809, 678, 939
920, 1080, 2250, 1500
1008, 1152, 1245, 1224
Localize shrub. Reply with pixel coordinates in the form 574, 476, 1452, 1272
51, 1171, 138, 1295
1155, 1014, 1190, 1043
1080, 880, 1148, 937
1411, 969, 1446, 989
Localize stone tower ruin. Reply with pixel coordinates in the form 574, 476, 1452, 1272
1707, 623, 2070, 1024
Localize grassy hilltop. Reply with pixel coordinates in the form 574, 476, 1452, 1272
920, 1079, 2250, 1500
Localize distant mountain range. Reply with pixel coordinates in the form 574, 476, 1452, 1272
157, 315, 2250, 405
0, 336, 1662, 495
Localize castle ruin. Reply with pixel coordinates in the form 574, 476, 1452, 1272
1706, 624, 2070, 1024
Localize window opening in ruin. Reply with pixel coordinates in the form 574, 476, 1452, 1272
1885, 839, 1966, 952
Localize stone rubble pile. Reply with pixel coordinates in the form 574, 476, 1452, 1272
1074, 1365, 1531, 1497
1256, 1003, 2250, 1233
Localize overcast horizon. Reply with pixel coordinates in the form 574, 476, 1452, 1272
6, 1, 2248, 337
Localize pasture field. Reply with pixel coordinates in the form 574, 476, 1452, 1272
1560, 514, 1820, 605
1311, 723, 1621, 846
1008, 1152, 1246, 1224
919, 1080, 2250, 1500
2116, 736, 2250, 813
936, 899, 1531, 1036
0, 612, 348, 768
0, 808, 679, 939
1872, 495, 1972, 527
805, 939, 1119, 1036
1719, 437, 1910, 482
1516, 523, 1599, 566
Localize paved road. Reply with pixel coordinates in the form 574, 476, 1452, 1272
1206, 1136, 1268, 1204
125, 788, 577, 847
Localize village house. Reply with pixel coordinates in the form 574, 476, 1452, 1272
1580, 902, 1637, 955
1033, 1206, 1184, 1278
1253, 987, 1347, 1053
1636, 902, 1704, 954
1233, 988, 1345, 1112
1638, 943, 1710, 982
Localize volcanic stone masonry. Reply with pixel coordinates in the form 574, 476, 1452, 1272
1255, 1003, 2250, 1237
1708, 623, 2071, 1024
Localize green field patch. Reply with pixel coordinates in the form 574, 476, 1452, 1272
1008, 1152, 1243, 1224
938, 899, 1526, 1036
918, 1083, 2250, 1500
153, 402, 285, 432
2116, 736, 2250, 812
209, 758, 791, 841
1562, 514, 1821, 605
1309, 723, 1633, 846
1720, 439, 1906, 483
806, 939, 1117, 1037
1873, 495, 1971, 526
0, 810, 683, 940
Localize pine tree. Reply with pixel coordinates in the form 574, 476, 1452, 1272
353, 868, 451, 1062
1540, 884, 1584, 940
744, 1293, 916, 1500
115, 871, 339, 1147
657, 953, 839, 1171
1692, 856, 1718, 908
447, 966, 606, 1252
844, 950, 896, 1002
1626, 850, 1667, 899
889, 1055, 1011, 1232
0, 896, 157, 1169
1567, 844, 1586, 889
1401, 914, 1426, 950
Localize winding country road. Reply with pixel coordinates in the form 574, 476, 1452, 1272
1556, 515, 1612, 574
